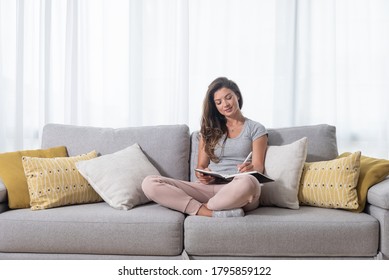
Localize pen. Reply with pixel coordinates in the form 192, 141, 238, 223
242, 151, 253, 164
238, 152, 252, 172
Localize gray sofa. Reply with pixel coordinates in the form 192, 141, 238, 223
0, 123, 388, 260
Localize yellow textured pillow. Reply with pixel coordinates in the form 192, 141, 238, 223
298, 151, 361, 209
0, 146, 68, 209
23, 151, 102, 210
337, 152, 389, 212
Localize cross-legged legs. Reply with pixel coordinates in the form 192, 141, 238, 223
141, 174, 261, 216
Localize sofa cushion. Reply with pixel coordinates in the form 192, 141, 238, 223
76, 144, 160, 210
190, 124, 338, 182
0, 146, 68, 209
259, 137, 307, 209
22, 151, 102, 210
184, 206, 379, 257
267, 124, 338, 162
298, 151, 361, 210
41, 124, 190, 181
0, 202, 184, 256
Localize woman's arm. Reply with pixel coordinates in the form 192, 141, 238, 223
238, 135, 268, 173
195, 135, 215, 184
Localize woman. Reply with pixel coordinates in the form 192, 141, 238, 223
142, 77, 268, 217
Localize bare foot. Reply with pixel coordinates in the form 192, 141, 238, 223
196, 205, 212, 217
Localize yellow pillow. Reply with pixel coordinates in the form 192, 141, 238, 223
298, 151, 361, 209
23, 151, 102, 210
0, 146, 68, 209
337, 152, 389, 212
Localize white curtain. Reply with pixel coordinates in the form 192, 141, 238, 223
1, 0, 388, 159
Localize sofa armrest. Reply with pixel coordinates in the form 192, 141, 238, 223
365, 177, 389, 259
367, 177, 389, 210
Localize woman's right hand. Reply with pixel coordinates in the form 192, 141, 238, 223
196, 168, 215, 185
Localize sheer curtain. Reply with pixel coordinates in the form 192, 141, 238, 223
1, 0, 388, 158
275, 0, 389, 157
0, 0, 190, 151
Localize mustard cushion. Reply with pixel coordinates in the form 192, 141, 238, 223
0, 146, 68, 209
337, 152, 389, 212
23, 151, 102, 210
298, 151, 361, 209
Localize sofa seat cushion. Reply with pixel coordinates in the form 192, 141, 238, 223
184, 206, 379, 257
0, 202, 184, 256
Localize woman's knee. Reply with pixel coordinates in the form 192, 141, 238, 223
235, 175, 261, 196
141, 175, 162, 198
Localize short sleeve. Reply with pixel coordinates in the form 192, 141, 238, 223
247, 119, 267, 141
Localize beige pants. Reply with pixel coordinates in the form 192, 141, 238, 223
142, 174, 261, 215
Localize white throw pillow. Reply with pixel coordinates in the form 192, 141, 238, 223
259, 137, 308, 209
76, 143, 160, 210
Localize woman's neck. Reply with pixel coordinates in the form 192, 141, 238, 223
225, 114, 245, 138
225, 113, 245, 126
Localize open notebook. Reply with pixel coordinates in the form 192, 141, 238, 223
195, 169, 274, 183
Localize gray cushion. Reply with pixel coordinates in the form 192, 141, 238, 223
367, 178, 389, 210
41, 123, 190, 181
267, 124, 338, 162
190, 124, 338, 182
0, 178, 7, 203
184, 206, 378, 257
0, 203, 184, 256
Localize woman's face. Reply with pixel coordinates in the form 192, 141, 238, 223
213, 87, 240, 118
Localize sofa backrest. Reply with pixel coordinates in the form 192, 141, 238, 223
41, 123, 190, 181
189, 124, 338, 182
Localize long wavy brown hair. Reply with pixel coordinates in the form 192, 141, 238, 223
200, 77, 243, 162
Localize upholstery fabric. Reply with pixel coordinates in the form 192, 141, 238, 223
259, 137, 307, 209
298, 152, 361, 210
0, 253, 183, 260
267, 124, 338, 162
76, 144, 160, 210
367, 179, 389, 210
184, 206, 378, 257
41, 124, 190, 181
23, 151, 102, 210
0, 203, 184, 256
0, 146, 68, 209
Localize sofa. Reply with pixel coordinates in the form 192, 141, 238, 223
0, 123, 388, 260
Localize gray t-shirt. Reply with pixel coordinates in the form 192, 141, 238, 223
208, 118, 267, 175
